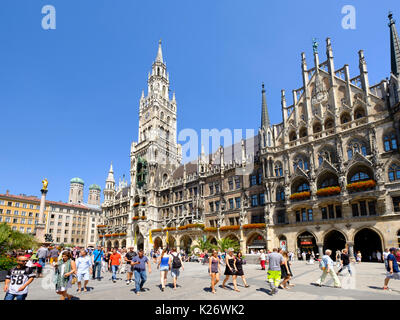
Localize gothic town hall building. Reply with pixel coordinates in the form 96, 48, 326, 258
100, 13, 400, 261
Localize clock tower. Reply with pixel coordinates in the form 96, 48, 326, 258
128, 41, 182, 248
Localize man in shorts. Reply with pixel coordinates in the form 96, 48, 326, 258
170, 247, 184, 290
76, 249, 93, 292
266, 248, 284, 295
383, 247, 400, 290
125, 247, 137, 285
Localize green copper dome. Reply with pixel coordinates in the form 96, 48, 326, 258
70, 177, 84, 185
89, 184, 101, 191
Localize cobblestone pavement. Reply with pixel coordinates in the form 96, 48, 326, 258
22, 260, 400, 300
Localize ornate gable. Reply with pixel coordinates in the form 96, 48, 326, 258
346, 152, 372, 170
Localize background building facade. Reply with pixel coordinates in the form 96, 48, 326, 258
101, 14, 400, 261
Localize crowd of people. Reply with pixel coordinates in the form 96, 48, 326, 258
2, 244, 400, 300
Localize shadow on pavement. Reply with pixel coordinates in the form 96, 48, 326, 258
256, 288, 271, 295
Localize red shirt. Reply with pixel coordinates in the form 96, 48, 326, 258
109, 253, 121, 266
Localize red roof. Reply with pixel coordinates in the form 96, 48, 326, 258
0, 193, 40, 202
0, 193, 93, 210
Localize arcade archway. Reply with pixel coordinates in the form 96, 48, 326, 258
354, 228, 383, 262
113, 240, 119, 249
246, 233, 266, 253
180, 235, 192, 253
297, 231, 318, 258
323, 230, 346, 260
106, 241, 112, 250
167, 235, 176, 249
154, 237, 163, 251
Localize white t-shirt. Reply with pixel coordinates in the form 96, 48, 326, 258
6, 266, 35, 295
383, 252, 389, 260
260, 253, 266, 261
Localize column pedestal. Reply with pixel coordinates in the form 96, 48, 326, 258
34, 189, 48, 244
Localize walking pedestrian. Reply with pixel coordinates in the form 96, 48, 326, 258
235, 252, 249, 288
36, 245, 49, 277
279, 251, 293, 289
336, 248, 352, 276
76, 249, 92, 293
157, 248, 172, 292
383, 247, 400, 290
376, 250, 382, 263
125, 247, 136, 285
3, 254, 35, 300
109, 248, 122, 283
315, 249, 341, 288
170, 247, 184, 290
49, 246, 59, 265
356, 251, 362, 263
222, 248, 240, 292
383, 248, 390, 269
92, 245, 104, 281
301, 251, 306, 261
54, 251, 76, 300
209, 250, 222, 294
131, 249, 152, 295
259, 250, 266, 270
266, 248, 284, 295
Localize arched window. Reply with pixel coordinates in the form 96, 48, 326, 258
263, 133, 266, 148
350, 171, 370, 182
313, 122, 322, 133
160, 111, 164, 120
293, 156, 309, 171
354, 107, 365, 119
389, 164, 400, 182
384, 133, 398, 152
297, 182, 310, 192
289, 131, 297, 141
274, 162, 283, 177
276, 187, 285, 201
299, 127, 307, 138
267, 132, 271, 146
340, 113, 351, 124
347, 140, 368, 160
325, 119, 334, 129
320, 177, 337, 188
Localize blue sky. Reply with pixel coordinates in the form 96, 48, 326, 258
0, 0, 397, 202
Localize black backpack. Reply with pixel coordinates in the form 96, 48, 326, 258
172, 253, 182, 268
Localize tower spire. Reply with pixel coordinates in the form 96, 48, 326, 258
107, 162, 115, 182
389, 12, 400, 77
156, 39, 163, 63
261, 83, 270, 128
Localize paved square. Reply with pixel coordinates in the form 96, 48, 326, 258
22, 260, 400, 300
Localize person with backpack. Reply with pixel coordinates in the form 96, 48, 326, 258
170, 247, 184, 290
315, 249, 341, 288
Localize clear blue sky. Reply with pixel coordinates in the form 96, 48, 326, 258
0, 0, 397, 202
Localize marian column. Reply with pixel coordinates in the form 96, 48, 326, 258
35, 178, 48, 243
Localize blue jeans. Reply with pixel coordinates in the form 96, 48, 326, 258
38, 258, 46, 267
93, 261, 102, 279
111, 265, 118, 280
4, 293, 27, 300
134, 270, 147, 292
